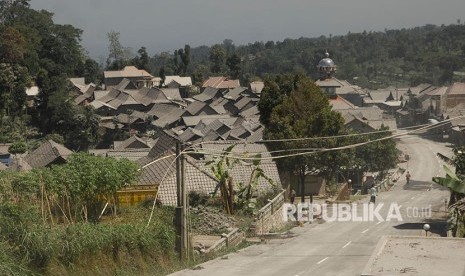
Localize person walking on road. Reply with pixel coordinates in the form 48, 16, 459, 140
406, 171, 411, 184
370, 187, 377, 204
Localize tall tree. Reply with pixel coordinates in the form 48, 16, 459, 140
209, 44, 226, 74
106, 31, 131, 70
180, 44, 190, 75
0, 0, 30, 23
261, 74, 345, 202
226, 53, 241, 79
134, 46, 149, 71
0, 26, 25, 63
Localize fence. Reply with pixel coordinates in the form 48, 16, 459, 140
255, 189, 287, 235
204, 228, 244, 254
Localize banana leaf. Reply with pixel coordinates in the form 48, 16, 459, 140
432, 165, 465, 194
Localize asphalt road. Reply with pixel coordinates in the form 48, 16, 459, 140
170, 136, 452, 276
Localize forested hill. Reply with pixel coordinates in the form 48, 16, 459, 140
151, 24, 465, 89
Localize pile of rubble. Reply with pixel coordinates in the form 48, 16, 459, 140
190, 206, 237, 235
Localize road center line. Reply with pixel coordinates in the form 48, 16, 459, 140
376, 221, 383, 225
411, 196, 415, 199
361, 228, 370, 234
317, 257, 329, 265
342, 241, 352, 248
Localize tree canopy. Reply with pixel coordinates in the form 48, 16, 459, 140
259, 74, 345, 200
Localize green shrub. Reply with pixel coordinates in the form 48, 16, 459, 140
0, 242, 34, 276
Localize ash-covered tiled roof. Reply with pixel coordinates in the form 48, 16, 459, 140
409, 83, 433, 95
155, 157, 219, 206
138, 131, 176, 164
178, 128, 204, 143
446, 82, 465, 96
234, 97, 255, 111
246, 126, 263, 142
182, 114, 232, 127
104, 66, 153, 79
229, 125, 251, 139
152, 108, 185, 128
160, 88, 183, 102
193, 87, 221, 102
240, 105, 259, 118
184, 101, 208, 116
201, 77, 241, 89
200, 142, 273, 160
137, 152, 177, 186
329, 96, 357, 110
0, 143, 12, 154
249, 81, 264, 94
23, 140, 73, 169
114, 136, 152, 150
138, 147, 279, 206
106, 148, 150, 161
224, 87, 247, 101
147, 103, 181, 118
164, 76, 192, 87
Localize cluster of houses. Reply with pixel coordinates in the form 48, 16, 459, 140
3, 54, 465, 205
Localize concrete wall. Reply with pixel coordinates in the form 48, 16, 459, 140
204, 228, 244, 255
254, 190, 289, 235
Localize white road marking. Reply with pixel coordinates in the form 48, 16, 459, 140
411, 196, 415, 199
376, 221, 383, 225
362, 228, 370, 234
317, 257, 329, 265
342, 241, 352, 248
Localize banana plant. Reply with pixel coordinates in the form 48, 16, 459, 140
432, 165, 465, 194
206, 144, 238, 214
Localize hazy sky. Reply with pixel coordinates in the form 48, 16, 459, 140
30, 0, 465, 60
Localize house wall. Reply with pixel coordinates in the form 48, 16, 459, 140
105, 77, 148, 89
290, 174, 325, 197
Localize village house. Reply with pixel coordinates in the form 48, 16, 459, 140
201, 76, 241, 91
163, 75, 193, 98
445, 82, 465, 110
21, 140, 73, 170
249, 81, 264, 96
104, 66, 154, 89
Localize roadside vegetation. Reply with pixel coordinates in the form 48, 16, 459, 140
0, 153, 180, 275
434, 146, 465, 237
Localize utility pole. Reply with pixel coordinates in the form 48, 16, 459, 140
175, 141, 188, 260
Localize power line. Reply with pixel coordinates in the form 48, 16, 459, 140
187, 116, 463, 161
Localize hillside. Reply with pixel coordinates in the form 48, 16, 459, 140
150, 24, 465, 89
